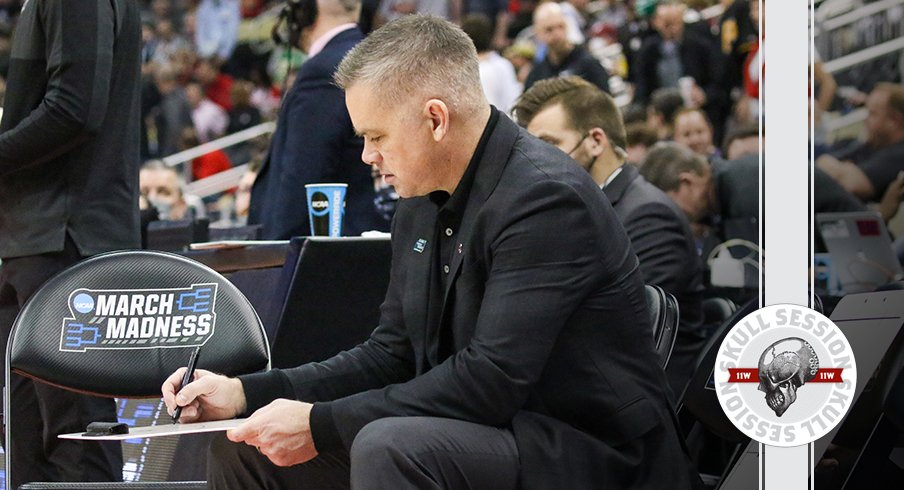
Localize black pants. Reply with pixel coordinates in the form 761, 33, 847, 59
0, 237, 123, 488
208, 416, 520, 490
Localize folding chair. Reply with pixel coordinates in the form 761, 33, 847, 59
5, 250, 270, 488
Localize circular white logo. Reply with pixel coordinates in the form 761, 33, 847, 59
72, 293, 95, 314
715, 304, 856, 447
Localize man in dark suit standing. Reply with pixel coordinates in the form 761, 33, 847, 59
514, 76, 704, 398
0, 0, 142, 486
632, 0, 725, 141
164, 15, 699, 489
248, 0, 387, 239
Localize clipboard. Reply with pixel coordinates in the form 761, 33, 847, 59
58, 418, 247, 441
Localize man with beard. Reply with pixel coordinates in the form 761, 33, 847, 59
524, 1, 609, 92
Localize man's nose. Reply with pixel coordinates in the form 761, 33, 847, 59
362, 144, 382, 165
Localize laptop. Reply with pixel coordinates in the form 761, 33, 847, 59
816, 211, 903, 294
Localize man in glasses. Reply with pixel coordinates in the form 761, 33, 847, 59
514, 76, 704, 397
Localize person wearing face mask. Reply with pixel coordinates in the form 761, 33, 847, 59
515, 76, 704, 398
139, 160, 206, 221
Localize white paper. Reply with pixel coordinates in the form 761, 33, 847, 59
58, 418, 247, 440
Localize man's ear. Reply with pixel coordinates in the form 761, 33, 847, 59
423, 99, 450, 142
677, 171, 696, 188
586, 127, 610, 158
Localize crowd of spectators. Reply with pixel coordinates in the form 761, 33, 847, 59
0, 0, 898, 331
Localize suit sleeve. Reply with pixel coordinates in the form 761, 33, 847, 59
623, 202, 695, 295
266, 72, 362, 239
238, 205, 417, 412
309, 179, 608, 451
0, 0, 115, 176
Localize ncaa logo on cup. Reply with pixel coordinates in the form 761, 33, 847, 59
715, 304, 856, 446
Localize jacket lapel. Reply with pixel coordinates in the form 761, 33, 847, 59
400, 200, 437, 370
602, 163, 635, 206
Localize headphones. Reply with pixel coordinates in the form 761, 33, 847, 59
272, 0, 319, 47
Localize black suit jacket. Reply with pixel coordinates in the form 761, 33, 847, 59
605, 164, 703, 333
248, 28, 387, 239
241, 114, 698, 488
0, 0, 142, 258
633, 32, 725, 118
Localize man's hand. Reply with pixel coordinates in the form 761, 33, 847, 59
161, 368, 246, 423
878, 171, 904, 221
690, 85, 707, 108
227, 399, 319, 467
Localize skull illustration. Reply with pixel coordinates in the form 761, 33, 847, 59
757, 338, 819, 417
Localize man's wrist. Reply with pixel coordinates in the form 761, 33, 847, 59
232, 377, 248, 417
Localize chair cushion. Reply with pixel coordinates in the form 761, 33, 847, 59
9, 250, 269, 397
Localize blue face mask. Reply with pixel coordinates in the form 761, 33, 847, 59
374, 186, 399, 222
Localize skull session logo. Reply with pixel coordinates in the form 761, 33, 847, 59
715, 304, 856, 446
59, 284, 217, 352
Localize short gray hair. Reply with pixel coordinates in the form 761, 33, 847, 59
334, 15, 485, 116
639, 142, 708, 192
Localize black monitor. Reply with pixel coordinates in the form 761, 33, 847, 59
146, 218, 210, 252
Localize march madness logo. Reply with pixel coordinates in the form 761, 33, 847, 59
60, 284, 217, 352
715, 304, 856, 446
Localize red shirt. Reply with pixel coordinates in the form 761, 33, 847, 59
192, 149, 232, 180
206, 74, 235, 111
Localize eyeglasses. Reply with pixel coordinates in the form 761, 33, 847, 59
564, 132, 628, 160
565, 133, 590, 156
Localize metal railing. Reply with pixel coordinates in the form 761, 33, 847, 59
823, 36, 904, 73
162, 122, 275, 169
816, 0, 904, 33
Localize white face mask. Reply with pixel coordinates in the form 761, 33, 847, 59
148, 197, 173, 220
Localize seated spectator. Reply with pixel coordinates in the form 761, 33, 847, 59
524, 1, 609, 92
153, 64, 195, 157
139, 160, 206, 221
817, 83, 904, 202
186, 81, 229, 142
640, 142, 714, 232
502, 41, 536, 85
673, 107, 719, 161
212, 161, 260, 228
195, 0, 240, 63
179, 127, 233, 180
152, 18, 189, 65
227, 80, 262, 135
462, 13, 522, 116
195, 56, 235, 111
514, 76, 704, 397
625, 122, 660, 164
647, 87, 684, 139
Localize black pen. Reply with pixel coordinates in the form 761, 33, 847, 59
172, 345, 201, 424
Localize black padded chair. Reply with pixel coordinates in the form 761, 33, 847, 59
702, 296, 737, 328
645, 284, 680, 369
5, 250, 270, 488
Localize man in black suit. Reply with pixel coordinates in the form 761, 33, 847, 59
524, 1, 609, 93
0, 0, 142, 486
248, 0, 388, 238
514, 76, 704, 398
632, 0, 725, 140
164, 15, 699, 490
